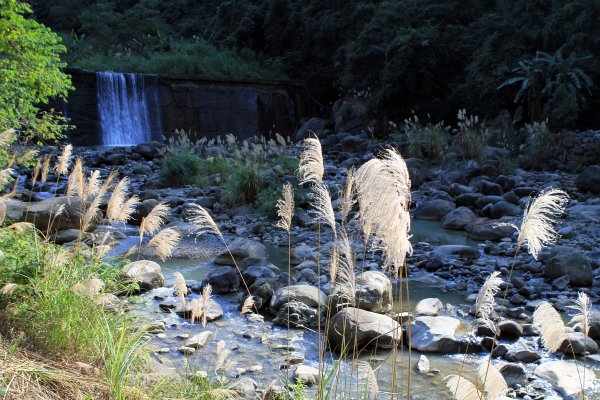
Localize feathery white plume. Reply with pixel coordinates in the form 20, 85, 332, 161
478, 362, 508, 399
187, 204, 223, 240
567, 291, 591, 336
298, 137, 324, 184
309, 182, 337, 237
475, 271, 503, 334
149, 227, 181, 261
444, 375, 481, 400
533, 301, 568, 353
275, 182, 294, 233
54, 144, 73, 176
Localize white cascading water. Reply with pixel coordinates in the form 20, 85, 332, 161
97, 72, 160, 146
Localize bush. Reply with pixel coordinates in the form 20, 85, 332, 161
222, 163, 264, 206
522, 121, 556, 169
160, 151, 202, 187
398, 114, 450, 164
455, 109, 487, 162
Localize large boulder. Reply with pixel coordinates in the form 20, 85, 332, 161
214, 238, 267, 265
121, 260, 164, 291
327, 307, 402, 351
558, 332, 599, 355
270, 285, 327, 313
534, 361, 597, 398
441, 206, 476, 230
408, 316, 463, 353
544, 246, 592, 286
354, 271, 393, 313
489, 201, 522, 219
2, 199, 26, 223
176, 298, 223, 322
25, 196, 101, 232
415, 298, 444, 316
575, 165, 600, 193
414, 200, 456, 221
207, 266, 240, 293
293, 365, 320, 386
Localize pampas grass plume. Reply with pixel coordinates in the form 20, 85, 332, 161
298, 137, 324, 184
55, 144, 73, 176
149, 227, 181, 261
533, 301, 568, 353
275, 182, 294, 233
187, 204, 222, 239
310, 182, 337, 237
445, 375, 481, 400
173, 272, 187, 307
478, 362, 508, 399
139, 202, 170, 243
475, 271, 503, 334
567, 291, 591, 336
517, 188, 569, 259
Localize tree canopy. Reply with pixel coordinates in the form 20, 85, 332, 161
0, 0, 72, 142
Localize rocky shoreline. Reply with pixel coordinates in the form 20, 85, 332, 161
3, 138, 600, 399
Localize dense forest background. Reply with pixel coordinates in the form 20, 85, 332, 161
30, 0, 600, 129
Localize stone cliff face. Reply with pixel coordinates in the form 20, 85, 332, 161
58, 69, 310, 146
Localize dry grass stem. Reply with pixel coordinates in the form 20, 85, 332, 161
533, 301, 568, 353
148, 227, 181, 261
275, 182, 294, 233
298, 137, 324, 184
475, 272, 503, 334
517, 188, 569, 259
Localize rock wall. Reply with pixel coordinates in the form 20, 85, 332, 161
59, 69, 311, 146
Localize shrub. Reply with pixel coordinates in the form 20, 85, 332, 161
399, 114, 450, 164
222, 163, 264, 206
455, 109, 487, 162
160, 151, 202, 187
522, 120, 556, 169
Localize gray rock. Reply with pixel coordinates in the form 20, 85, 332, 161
414, 200, 456, 221
270, 285, 327, 314
2, 199, 26, 223
432, 245, 480, 261
498, 320, 523, 339
504, 349, 541, 363
121, 260, 164, 291
176, 298, 223, 322
185, 331, 214, 349
207, 266, 240, 293
490, 201, 522, 219
241, 265, 276, 286
293, 365, 320, 386
354, 271, 393, 313
178, 346, 195, 355
544, 247, 592, 286
408, 316, 462, 353
499, 363, 528, 388
442, 207, 477, 230
466, 219, 517, 241
534, 360, 596, 398
575, 165, 600, 193
415, 298, 444, 316
214, 238, 267, 265
25, 196, 101, 232
559, 332, 599, 355
272, 300, 322, 329
295, 117, 331, 141
328, 307, 402, 351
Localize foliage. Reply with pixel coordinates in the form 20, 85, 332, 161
455, 109, 487, 162
222, 163, 264, 206
522, 120, 557, 169
160, 151, 203, 187
0, 0, 72, 142
499, 48, 593, 128
393, 114, 450, 164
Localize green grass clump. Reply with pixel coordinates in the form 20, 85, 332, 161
222, 163, 264, 206
160, 151, 203, 187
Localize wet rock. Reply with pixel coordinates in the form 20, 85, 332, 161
544, 247, 592, 286
269, 285, 327, 314
575, 165, 600, 193
354, 271, 393, 313
25, 196, 101, 232
272, 301, 322, 329
207, 266, 240, 293
242, 265, 277, 286
408, 316, 462, 353
498, 320, 523, 339
414, 199, 456, 221
229, 377, 258, 397
214, 238, 267, 265
499, 363, 528, 388
176, 298, 223, 321
328, 307, 402, 351
466, 219, 517, 241
178, 346, 195, 355
130, 199, 160, 225
589, 310, 600, 341
185, 331, 214, 349
293, 365, 320, 385
559, 332, 599, 355
121, 260, 164, 291
534, 360, 596, 398
504, 349, 541, 363
432, 245, 480, 261
415, 298, 443, 316
441, 207, 477, 230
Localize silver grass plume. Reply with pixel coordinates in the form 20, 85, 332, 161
1, 283, 18, 297
0, 200, 5, 225
275, 182, 294, 233
84, 170, 101, 199
8, 222, 35, 232
333, 228, 355, 297
54, 144, 73, 176
475, 271, 503, 334
31, 160, 41, 188
66, 158, 84, 199
478, 362, 508, 399
309, 182, 337, 238
339, 166, 356, 224
117, 195, 140, 223
201, 284, 212, 327
139, 202, 170, 244
80, 171, 116, 233
148, 227, 181, 261
173, 272, 187, 308
241, 296, 255, 315
0, 129, 14, 147
0, 168, 13, 188
444, 375, 481, 400
354, 148, 412, 275
567, 291, 591, 336
517, 188, 569, 260
187, 203, 223, 240
107, 177, 130, 222
357, 361, 379, 399
40, 155, 51, 182
533, 301, 568, 353
298, 137, 324, 184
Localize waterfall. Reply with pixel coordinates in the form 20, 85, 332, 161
96, 72, 160, 146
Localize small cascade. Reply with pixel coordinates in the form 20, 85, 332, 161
96, 72, 161, 146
